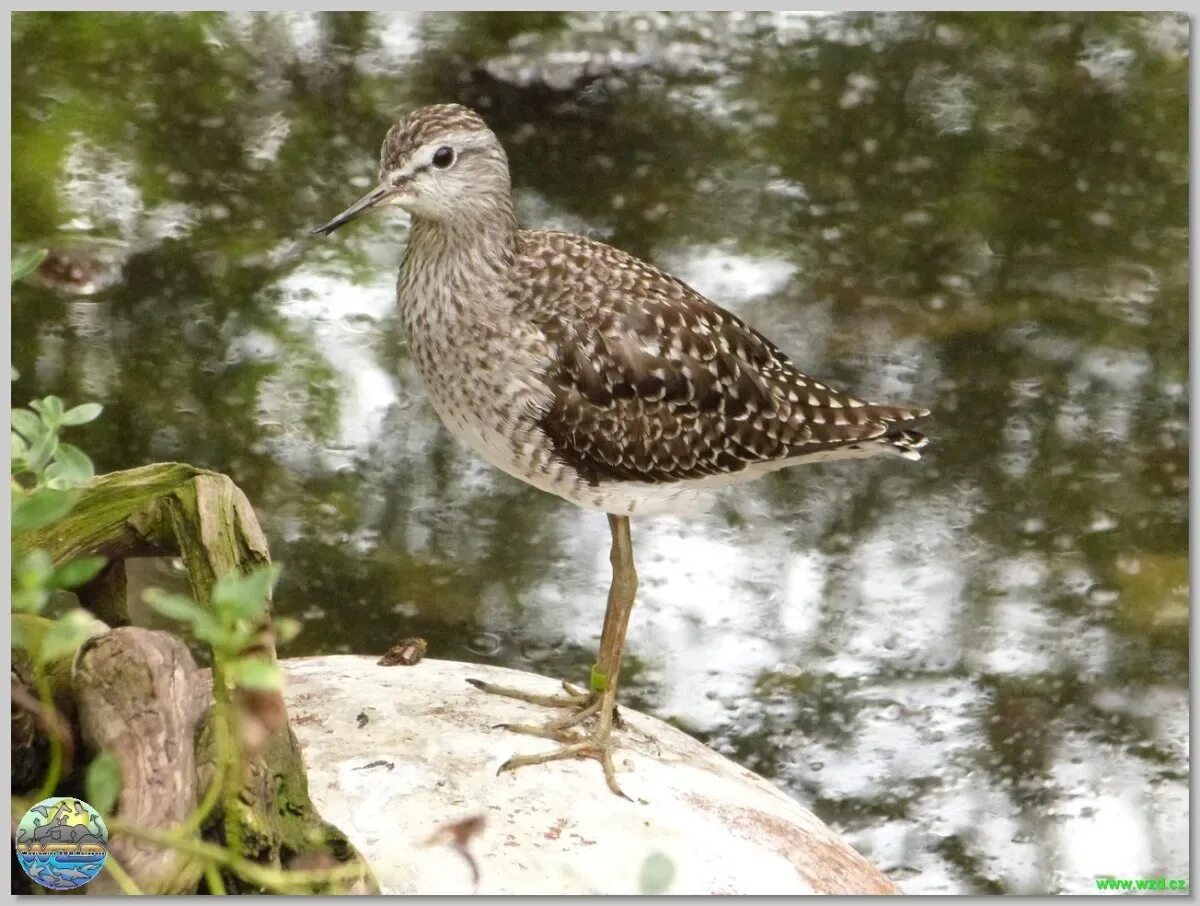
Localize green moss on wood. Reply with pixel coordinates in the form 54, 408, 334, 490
12, 461, 378, 893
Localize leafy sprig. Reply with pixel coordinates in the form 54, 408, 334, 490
146, 564, 301, 693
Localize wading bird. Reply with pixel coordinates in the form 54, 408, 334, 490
314, 104, 930, 797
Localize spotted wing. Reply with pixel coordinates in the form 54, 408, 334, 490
517, 232, 929, 486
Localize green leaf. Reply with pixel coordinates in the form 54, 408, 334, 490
12, 248, 47, 284
24, 429, 58, 475
224, 624, 259, 656
60, 403, 103, 426
51, 556, 108, 589
55, 442, 95, 475
85, 752, 122, 816
639, 853, 675, 895
13, 487, 75, 532
272, 617, 302, 645
11, 366, 19, 381
11, 408, 43, 442
144, 589, 203, 622
213, 564, 280, 621
12, 430, 29, 461
45, 442, 95, 488
31, 395, 64, 427
14, 549, 54, 613
145, 589, 226, 647
13, 587, 50, 615
188, 613, 229, 648
38, 609, 96, 665
229, 658, 283, 692
13, 618, 34, 654
15, 548, 54, 586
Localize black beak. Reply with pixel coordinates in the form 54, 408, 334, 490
311, 182, 398, 236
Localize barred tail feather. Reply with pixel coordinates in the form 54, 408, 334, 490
880, 429, 928, 461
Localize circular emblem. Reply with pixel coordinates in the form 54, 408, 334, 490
14, 797, 109, 890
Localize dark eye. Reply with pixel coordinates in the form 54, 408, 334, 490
432, 146, 455, 169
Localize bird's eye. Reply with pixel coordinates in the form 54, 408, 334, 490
432, 146, 455, 169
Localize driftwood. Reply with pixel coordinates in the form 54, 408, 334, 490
19, 462, 272, 627
75, 628, 207, 895
12, 463, 378, 894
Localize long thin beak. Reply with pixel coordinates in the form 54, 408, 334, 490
311, 182, 398, 236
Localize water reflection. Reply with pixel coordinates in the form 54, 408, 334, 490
12, 11, 1187, 894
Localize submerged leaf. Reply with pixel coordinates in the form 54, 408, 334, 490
24, 429, 59, 475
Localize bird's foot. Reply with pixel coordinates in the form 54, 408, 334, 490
490, 693, 600, 740
466, 676, 630, 798
497, 724, 629, 800
465, 676, 590, 709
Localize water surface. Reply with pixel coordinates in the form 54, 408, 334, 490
12, 12, 1188, 894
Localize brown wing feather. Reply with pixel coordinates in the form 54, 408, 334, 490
514, 231, 929, 485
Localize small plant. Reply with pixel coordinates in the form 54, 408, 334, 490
12, 396, 103, 490
11, 389, 110, 807
146, 565, 300, 695
12, 395, 107, 660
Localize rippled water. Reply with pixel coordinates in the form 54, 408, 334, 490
12, 12, 1188, 894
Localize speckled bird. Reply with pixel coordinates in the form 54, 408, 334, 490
314, 103, 931, 797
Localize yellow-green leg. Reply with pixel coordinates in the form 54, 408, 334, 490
466, 513, 638, 799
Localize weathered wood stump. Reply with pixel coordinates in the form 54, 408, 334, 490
11, 463, 378, 894
75, 628, 208, 895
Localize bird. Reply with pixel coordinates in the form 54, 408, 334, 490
314, 103, 930, 798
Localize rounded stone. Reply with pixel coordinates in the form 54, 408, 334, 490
281, 656, 897, 895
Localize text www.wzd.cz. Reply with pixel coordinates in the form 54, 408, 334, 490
1095, 877, 1188, 891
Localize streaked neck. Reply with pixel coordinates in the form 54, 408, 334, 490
400, 201, 520, 320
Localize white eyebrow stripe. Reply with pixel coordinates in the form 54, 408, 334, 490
386, 144, 487, 185
383, 129, 492, 181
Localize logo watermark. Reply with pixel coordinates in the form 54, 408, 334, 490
1095, 877, 1188, 892
14, 797, 109, 890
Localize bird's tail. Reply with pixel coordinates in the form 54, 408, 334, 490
880, 428, 929, 461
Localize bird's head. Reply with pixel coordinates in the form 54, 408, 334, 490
312, 103, 511, 236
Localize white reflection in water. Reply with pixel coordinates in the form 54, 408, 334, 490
781, 551, 827, 642
637, 518, 786, 732
274, 268, 399, 464
977, 600, 1061, 677
1052, 741, 1154, 886
659, 244, 797, 303
835, 493, 972, 675
62, 137, 196, 244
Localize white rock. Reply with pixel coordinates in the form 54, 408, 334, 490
282, 656, 897, 896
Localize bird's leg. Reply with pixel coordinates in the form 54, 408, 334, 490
588, 512, 638, 745
473, 514, 639, 798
